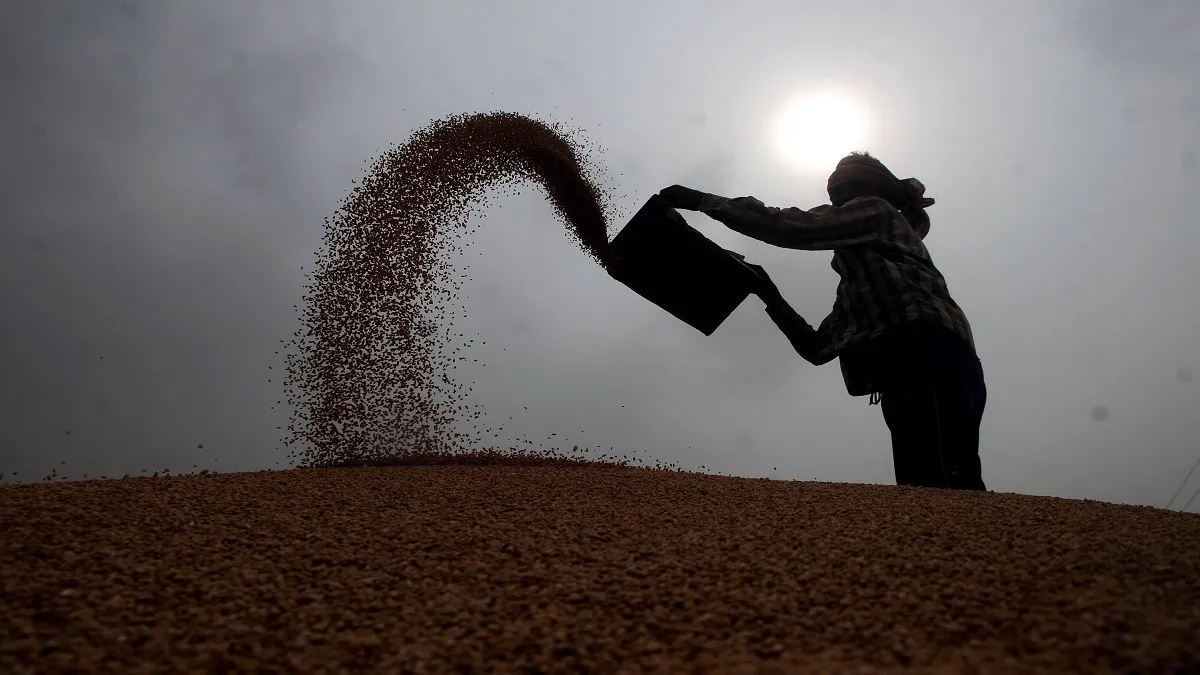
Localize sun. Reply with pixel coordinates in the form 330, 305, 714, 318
773, 91, 868, 172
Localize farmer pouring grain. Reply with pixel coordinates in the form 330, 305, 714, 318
657, 151, 985, 491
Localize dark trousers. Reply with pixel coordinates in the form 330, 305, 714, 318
875, 323, 987, 491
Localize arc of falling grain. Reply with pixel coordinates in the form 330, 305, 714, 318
283, 112, 620, 468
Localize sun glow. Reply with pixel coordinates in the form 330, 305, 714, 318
773, 91, 868, 172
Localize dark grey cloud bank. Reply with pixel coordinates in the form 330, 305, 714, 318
2, 1, 1197, 511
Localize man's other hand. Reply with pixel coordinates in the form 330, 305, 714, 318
744, 262, 785, 308
657, 185, 708, 211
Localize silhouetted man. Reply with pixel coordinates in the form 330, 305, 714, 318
658, 152, 986, 490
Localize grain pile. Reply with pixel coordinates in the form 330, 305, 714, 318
3, 467, 1199, 673
282, 112, 620, 469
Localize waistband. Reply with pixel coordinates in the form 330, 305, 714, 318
858, 321, 977, 405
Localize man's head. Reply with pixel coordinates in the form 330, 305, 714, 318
826, 151, 934, 237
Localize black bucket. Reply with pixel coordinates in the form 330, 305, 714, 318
607, 194, 759, 336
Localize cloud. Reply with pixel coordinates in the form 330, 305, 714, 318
0, 0, 362, 477
1059, 0, 1200, 75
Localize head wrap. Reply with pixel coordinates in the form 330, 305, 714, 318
827, 153, 934, 236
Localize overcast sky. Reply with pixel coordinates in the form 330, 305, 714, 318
2, 0, 1198, 510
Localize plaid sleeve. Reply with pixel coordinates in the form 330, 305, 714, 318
697, 195, 893, 251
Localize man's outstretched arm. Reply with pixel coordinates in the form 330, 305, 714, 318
764, 300, 836, 366
740, 262, 836, 366
658, 185, 893, 251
